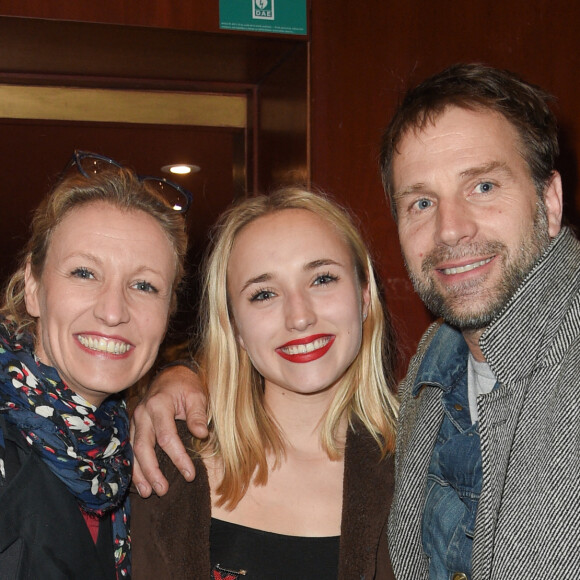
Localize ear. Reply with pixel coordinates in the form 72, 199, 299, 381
24, 260, 41, 318
543, 171, 563, 238
361, 282, 371, 322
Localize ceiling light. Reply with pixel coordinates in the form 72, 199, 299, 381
161, 163, 201, 175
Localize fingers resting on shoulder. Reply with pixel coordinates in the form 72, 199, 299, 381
130, 363, 208, 497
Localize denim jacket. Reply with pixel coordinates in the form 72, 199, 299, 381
415, 325, 483, 579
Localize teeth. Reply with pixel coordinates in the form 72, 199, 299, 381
442, 257, 492, 275
78, 335, 131, 355
281, 336, 331, 355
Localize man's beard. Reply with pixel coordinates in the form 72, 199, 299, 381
407, 201, 551, 331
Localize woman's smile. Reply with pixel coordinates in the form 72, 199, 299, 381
76, 333, 134, 356
276, 334, 335, 363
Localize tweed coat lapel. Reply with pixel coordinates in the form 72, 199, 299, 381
389, 323, 443, 579
473, 227, 580, 578
471, 377, 526, 579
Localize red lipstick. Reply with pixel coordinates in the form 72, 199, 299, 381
276, 334, 335, 363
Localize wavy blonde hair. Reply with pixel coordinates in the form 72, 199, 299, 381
197, 187, 399, 508
1, 166, 188, 333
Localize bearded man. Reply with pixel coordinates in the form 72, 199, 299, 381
381, 63, 578, 580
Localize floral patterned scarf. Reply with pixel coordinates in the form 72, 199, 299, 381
0, 318, 131, 578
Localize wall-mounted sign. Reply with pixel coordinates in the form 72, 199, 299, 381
220, 0, 307, 36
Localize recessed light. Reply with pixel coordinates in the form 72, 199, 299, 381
161, 164, 201, 175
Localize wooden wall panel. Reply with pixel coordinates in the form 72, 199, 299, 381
309, 0, 580, 371
0, 0, 220, 32
0, 16, 301, 88
257, 43, 309, 193
0, 14, 308, 338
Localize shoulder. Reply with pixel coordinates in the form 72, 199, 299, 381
132, 421, 209, 521
341, 424, 394, 579
131, 422, 211, 578
398, 320, 443, 399
345, 422, 394, 485
0, 417, 30, 488
155, 421, 201, 481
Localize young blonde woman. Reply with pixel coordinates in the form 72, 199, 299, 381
131, 188, 398, 579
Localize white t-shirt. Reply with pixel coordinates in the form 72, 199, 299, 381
467, 353, 496, 423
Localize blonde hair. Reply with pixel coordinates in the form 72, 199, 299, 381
1, 166, 188, 333
197, 187, 399, 508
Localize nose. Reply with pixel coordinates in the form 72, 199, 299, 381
434, 198, 477, 247
284, 290, 316, 331
93, 282, 131, 326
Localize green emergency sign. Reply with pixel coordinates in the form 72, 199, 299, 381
220, 0, 307, 35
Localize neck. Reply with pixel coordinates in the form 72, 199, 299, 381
462, 327, 487, 362
263, 384, 347, 453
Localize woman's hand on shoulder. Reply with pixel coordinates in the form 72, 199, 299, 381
130, 364, 208, 497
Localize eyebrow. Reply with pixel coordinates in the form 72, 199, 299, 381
392, 183, 428, 203
307, 258, 342, 270
240, 272, 272, 294
64, 252, 167, 279
239, 258, 344, 294
459, 160, 514, 180
63, 251, 103, 267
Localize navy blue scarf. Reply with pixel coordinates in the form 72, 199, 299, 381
0, 318, 131, 577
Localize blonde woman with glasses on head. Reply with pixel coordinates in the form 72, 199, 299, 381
0, 151, 189, 579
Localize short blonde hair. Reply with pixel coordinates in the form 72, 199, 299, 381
197, 187, 398, 507
1, 166, 188, 333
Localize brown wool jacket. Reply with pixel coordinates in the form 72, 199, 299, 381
131, 421, 395, 580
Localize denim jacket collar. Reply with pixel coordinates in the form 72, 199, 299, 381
412, 323, 470, 397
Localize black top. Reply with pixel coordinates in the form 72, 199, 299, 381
210, 517, 340, 579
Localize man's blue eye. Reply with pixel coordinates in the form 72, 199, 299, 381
415, 199, 432, 210
475, 182, 494, 193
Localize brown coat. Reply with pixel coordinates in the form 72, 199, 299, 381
131, 421, 394, 579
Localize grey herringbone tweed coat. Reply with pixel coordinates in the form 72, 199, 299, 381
389, 227, 580, 579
